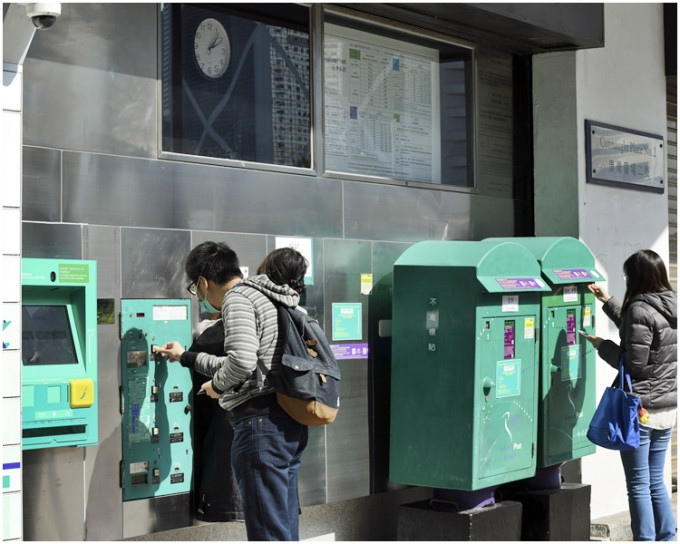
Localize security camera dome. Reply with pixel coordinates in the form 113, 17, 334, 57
25, 3, 61, 30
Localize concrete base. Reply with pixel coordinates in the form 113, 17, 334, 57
499, 482, 591, 541
397, 499, 523, 541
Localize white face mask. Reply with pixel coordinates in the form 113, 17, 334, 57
198, 280, 220, 314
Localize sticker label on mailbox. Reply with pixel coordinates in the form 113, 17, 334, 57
496, 359, 521, 398
561, 345, 581, 381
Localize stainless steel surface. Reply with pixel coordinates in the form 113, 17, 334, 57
83, 226, 123, 541
62, 151, 344, 237
122, 494, 192, 539
22, 222, 83, 258
343, 180, 473, 242
121, 228, 191, 299
22, 146, 61, 222
23, 4, 158, 158
23, 447, 86, 541
323, 239, 372, 501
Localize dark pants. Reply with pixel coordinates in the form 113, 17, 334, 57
232, 406, 308, 541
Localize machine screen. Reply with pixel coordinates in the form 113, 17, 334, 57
22, 305, 79, 365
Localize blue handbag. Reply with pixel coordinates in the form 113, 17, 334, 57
586, 354, 640, 450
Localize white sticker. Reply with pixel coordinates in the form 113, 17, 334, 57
153, 305, 188, 321
129, 461, 149, 474
583, 306, 592, 327
502, 295, 519, 312
563, 285, 578, 303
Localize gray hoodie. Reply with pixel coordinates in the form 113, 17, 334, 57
599, 291, 677, 409
193, 274, 300, 411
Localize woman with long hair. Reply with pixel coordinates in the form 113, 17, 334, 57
585, 249, 677, 541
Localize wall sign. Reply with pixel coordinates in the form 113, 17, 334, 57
586, 120, 664, 193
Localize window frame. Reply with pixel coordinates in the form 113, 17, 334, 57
157, 3, 481, 193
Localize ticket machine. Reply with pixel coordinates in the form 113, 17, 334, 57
120, 299, 194, 501
487, 237, 604, 467
21, 258, 98, 450
390, 241, 549, 491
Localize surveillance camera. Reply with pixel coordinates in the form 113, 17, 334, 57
25, 3, 61, 30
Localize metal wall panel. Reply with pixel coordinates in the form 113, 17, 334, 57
190, 231, 268, 280
323, 239, 372, 501
23, 448, 86, 541
121, 228, 191, 299
22, 222, 83, 259
343, 180, 472, 242
22, 146, 61, 222
83, 226, 123, 541
23, 4, 158, 158
63, 152, 344, 238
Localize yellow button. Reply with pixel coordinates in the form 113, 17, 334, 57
70, 378, 95, 408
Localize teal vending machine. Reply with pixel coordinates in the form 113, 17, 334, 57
120, 299, 194, 500
21, 258, 98, 450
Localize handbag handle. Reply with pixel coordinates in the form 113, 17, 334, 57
619, 353, 634, 393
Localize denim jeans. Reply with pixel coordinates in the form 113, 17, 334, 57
620, 425, 676, 541
231, 406, 308, 541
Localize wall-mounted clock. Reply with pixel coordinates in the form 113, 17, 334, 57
193, 17, 230, 79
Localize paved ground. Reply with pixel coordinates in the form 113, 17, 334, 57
590, 490, 677, 541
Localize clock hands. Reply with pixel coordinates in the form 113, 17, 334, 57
207, 33, 223, 54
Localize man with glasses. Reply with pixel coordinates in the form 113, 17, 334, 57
155, 242, 310, 540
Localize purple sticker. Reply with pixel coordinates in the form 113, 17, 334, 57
496, 278, 542, 290
504, 320, 515, 359
553, 268, 592, 280
566, 309, 576, 346
331, 343, 369, 360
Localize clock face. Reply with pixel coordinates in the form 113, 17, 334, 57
194, 18, 230, 79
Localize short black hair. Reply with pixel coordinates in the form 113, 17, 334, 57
185, 241, 243, 285
257, 247, 308, 294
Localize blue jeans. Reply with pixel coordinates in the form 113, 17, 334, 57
620, 425, 676, 541
231, 407, 308, 541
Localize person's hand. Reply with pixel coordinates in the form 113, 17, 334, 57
201, 380, 221, 399
587, 283, 610, 303
153, 341, 185, 362
583, 333, 603, 349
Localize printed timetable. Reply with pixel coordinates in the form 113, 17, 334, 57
324, 24, 441, 183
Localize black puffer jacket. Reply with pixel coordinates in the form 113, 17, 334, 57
598, 291, 677, 409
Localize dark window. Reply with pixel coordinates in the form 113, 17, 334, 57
161, 4, 311, 168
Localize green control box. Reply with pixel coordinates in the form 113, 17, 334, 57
487, 237, 603, 467
21, 258, 98, 450
390, 241, 549, 490
120, 299, 193, 501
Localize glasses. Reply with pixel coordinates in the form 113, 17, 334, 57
187, 280, 198, 297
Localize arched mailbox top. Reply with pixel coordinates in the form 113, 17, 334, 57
394, 240, 550, 293
485, 237, 604, 285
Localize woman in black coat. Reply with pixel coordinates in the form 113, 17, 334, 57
586, 249, 677, 541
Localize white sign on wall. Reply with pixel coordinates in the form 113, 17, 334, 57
586, 120, 664, 193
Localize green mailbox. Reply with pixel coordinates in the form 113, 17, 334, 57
487, 237, 604, 468
390, 241, 549, 491
21, 258, 98, 449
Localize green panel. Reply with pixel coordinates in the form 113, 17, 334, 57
120, 299, 193, 501
21, 258, 98, 450
477, 313, 539, 483
538, 290, 597, 467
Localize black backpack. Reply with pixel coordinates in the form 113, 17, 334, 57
251, 292, 341, 426
272, 305, 341, 425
